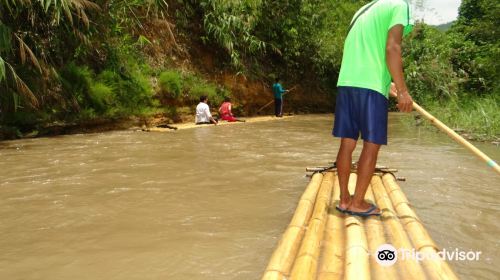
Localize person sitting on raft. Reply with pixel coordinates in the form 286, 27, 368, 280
195, 95, 218, 125
218, 97, 245, 122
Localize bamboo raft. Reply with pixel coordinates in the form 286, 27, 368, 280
142, 115, 292, 132
262, 168, 458, 280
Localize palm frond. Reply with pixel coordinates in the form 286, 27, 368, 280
3, 60, 39, 107
15, 34, 42, 73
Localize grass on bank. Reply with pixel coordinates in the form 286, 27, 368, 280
158, 69, 227, 105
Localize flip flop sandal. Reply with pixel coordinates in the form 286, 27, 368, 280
335, 205, 348, 213
347, 204, 381, 217
335, 195, 354, 213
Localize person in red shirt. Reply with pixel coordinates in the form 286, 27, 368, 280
218, 97, 245, 122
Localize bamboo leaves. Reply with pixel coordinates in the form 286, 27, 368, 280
0, 0, 100, 109
201, 0, 266, 68
38, 0, 100, 26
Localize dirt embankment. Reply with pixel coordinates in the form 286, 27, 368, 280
141, 16, 334, 116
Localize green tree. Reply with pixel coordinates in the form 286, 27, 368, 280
450, 0, 500, 94
0, 0, 98, 112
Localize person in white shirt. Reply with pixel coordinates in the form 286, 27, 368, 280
195, 95, 218, 125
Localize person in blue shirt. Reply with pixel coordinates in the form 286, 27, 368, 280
272, 78, 288, 117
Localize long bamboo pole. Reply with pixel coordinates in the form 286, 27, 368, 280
413, 102, 499, 174
391, 91, 500, 174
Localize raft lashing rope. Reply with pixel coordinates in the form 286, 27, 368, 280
262, 164, 458, 280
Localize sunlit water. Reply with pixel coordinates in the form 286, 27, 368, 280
0, 114, 498, 279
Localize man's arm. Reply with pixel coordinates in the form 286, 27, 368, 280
205, 106, 218, 125
278, 84, 287, 94
386, 25, 413, 113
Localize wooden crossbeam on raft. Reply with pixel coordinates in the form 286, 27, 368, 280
306, 166, 399, 174
306, 167, 333, 172
263, 171, 458, 280
328, 161, 389, 170
305, 173, 406, 182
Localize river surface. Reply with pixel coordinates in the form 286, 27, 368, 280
0, 114, 499, 280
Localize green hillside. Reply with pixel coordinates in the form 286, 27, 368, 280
434, 21, 454, 32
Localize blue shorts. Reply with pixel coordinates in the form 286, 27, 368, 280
332, 87, 388, 145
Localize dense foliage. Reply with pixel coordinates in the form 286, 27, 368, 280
0, 0, 498, 139
0, 0, 171, 129
402, 0, 499, 139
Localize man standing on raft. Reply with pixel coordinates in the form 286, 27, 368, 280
333, 0, 414, 217
272, 78, 288, 117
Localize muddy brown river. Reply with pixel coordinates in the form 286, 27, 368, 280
0, 114, 499, 279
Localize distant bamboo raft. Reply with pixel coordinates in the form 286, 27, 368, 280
262, 171, 458, 280
142, 115, 292, 132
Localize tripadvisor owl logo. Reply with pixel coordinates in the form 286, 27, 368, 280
374, 244, 482, 266
375, 244, 398, 266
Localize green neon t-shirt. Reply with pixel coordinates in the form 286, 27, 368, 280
337, 0, 413, 98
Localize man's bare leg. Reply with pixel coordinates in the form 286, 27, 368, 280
336, 138, 357, 209
348, 140, 381, 214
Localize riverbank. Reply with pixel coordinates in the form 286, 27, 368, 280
0, 115, 160, 141
2, 110, 498, 146
0, 112, 295, 141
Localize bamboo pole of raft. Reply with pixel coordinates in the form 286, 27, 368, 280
289, 172, 333, 280
318, 174, 345, 280
342, 173, 370, 280
371, 176, 427, 280
262, 173, 323, 280
364, 185, 399, 280
382, 174, 459, 280
344, 216, 370, 280
408, 98, 500, 174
